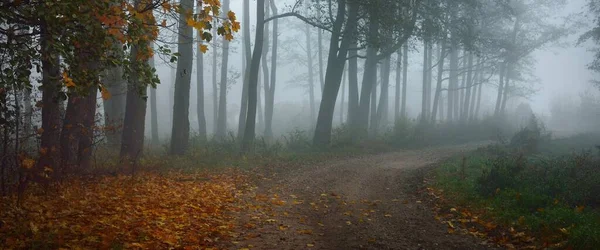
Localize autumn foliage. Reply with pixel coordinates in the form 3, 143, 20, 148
1, 171, 252, 249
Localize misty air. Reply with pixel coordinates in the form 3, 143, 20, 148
1, 0, 600, 249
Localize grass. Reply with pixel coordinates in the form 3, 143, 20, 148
432, 134, 600, 249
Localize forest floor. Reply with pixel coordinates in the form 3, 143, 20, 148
228, 142, 497, 250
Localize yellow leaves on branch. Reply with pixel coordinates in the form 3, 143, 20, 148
62, 71, 76, 88
100, 85, 111, 100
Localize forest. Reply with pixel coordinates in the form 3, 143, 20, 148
1, 0, 600, 249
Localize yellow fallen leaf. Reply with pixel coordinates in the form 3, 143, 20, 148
384, 214, 392, 218
346, 221, 352, 225
306, 243, 314, 247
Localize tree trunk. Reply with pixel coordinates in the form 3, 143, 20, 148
242, 0, 265, 152
501, 69, 510, 114
215, 0, 231, 139
317, 3, 324, 93
305, 2, 316, 127
77, 85, 98, 170
150, 86, 159, 144
102, 64, 126, 146
461, 52, 474, 123
340, 64, 346, 124
347, 41, 359, 126
60, 93, 82, 173
376, 55, 391, 129
421, 41, 429, 123
458, 51, 466, 119
475, 74, 483, 120
313, 0, 357, 146
196, 30, 207, 141
260, 2, 270, 134
468, 57, 481, 121
395, 49, 401, 122
212, 22, 218, 135
426, 42, 433, 119
431, 40, 446, 123
237, 0, 252, 141
494, 62, 506, 117
369, 68, 377, 136
170, 0, 194, 155
258, 70, 264, 131
120, 46, 147, 162
447, 43, 458, 122
401, 43, 408, 119
356, 8, 380, 136
37, 22, 62, 173
264, 0, 278, 140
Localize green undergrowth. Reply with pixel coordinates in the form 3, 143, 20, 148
433, 133, 600, 249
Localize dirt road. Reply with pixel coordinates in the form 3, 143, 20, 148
231, 142, 495, 250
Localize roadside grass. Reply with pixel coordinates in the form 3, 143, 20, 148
432, 134, 600, 249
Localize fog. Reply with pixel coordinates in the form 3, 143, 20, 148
143, 0, 598, 142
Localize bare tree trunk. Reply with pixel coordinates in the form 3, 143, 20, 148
313, 0, 357, 146
242, 0, 265, 152
458, 51, 466, 119
439, 92, 444, 121
468, 57, 481, 121
305, 2, 316, 127
196, 30, 207, 141
475, 76, 483, 120
258, 71, 264, 131
260, 2, 270, 135
401, 43, 408, 119
150, 86, 159, 144
264, 0, 278, 140
357, 9, 379, 136
369, 67, 377, 135
317, 6, 325, 93
347, 41, 359, 126
212, 22, 218, 135
23, 88, 32, 140
237, 0, 252, 141
447, 43, 458, 122
340, 64, 346, 124
376, 55, 391, 129
421, 41, 429, 123
215, 0, 231, 139
426, 42, 433, 119
494, 62, 506, 117
461, 52, 474, 123
431, 40, 446, 123
501, 69, 510, 114
102, 47, 126, 146
394, 49, 401, 121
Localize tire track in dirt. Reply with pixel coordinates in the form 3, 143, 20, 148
232, 142, 496, 250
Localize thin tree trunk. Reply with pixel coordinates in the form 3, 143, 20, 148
340, 64, 346, 124
258, 70, 264, 131
395, 49, 401, 122
347, 41, 359, 126
264, 0, 278, 140
401, 43, 408, 119
196, 29, 207, 141
376, 55, 391, 129
212, 21, 218, 135
458, 51, 466, 119
468, 57, 481, 121
242, 0, 265, 152
260, 2, 270, 134
461, 52, 474, 123
494, 62, 506, 116
215, 0, 231, 139
317, 6, 324, 93
431, 40, 446, 123
357, 9, 379, 136
475, 75, 483, 120
237, 0, 252, 141
101, 52, 126, 146
501, 70, 510, 114
421, 41, 429, 123
369, 67, 377, 135
447, 43, 458, 122
426, 42, 433, 119
150, 86, 159, 144
305, 2, 316, 127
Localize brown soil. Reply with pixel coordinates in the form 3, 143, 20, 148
229, 142, 500, 250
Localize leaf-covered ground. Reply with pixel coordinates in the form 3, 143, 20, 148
0, 171, 256, 249
2, 142, 500, 249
